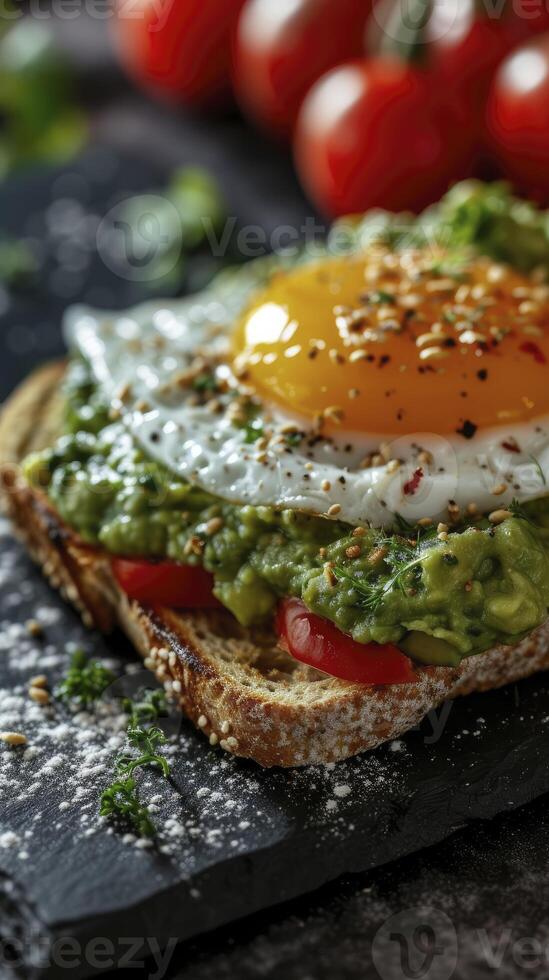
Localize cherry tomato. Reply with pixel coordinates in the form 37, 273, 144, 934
368, 0, 528, 143
112, 558, 220, 609
294, 57, 472, 217
276, 598, 415, 685
112, 0, 247, 109
486, 35, 549, 203
426, 0, 529, 120
232, 0, 372, 139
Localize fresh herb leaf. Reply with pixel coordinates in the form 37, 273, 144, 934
509, 498, 536, 525
284, 431, 303, 447
122, 688, 168, 727
243, 416, 264, 444
368, 289, 396, 304
99, 777, 156, 837
56, 650, 115, 708
116, 724, 170, 778
192, 372, 218, 394
334, 550, 426, 613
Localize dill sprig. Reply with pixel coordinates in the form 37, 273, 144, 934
122, 687, 168, 727
334, 527, 429, 614
56, 650, 115, 708
116, 725, 170, 778
99, 777, 156, 838
509, 498, 536, 526
100, 689, 172, 837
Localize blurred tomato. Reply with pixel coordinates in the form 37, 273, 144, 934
232, 0, 372, 138
369, 0, 529, 144
513, 0, 549, 37
426, 0, 528, 111
294, 57, 472, 217
486, 34, 549, 202
112, 0, 246, 109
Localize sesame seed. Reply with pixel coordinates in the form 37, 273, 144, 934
25, 619, 43, 637
386, 459, 401, 474
209, 732, 219, 746
29, 687, 49, 705
28, 675, 48, 689
491, 483, 508, 496
327, 504, 341, 517
489, 509, 512, 525
416, 332, 445, 348
352, 526, 366, 537
205, 516, 224, 535
419, 346, 450, 361
348, 388, 360, 400
226, 736, 239, 749
417, 517, 433, 527
220, 721, 230, 735
324, 405, 345, 424
418, 450, 434, 466
345, 544, 361, 559
197, 715, 208, 728
321, 479, 332, 492
438, 531, 449, 542
323, 562, 337, 586
349, 349, 370, 363
0, 732, 27, 746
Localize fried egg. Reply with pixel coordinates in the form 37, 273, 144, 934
65, 247, 549, 527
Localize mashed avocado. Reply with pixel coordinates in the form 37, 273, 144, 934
23, 364, 549, 667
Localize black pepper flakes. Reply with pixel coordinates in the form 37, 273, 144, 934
456, 419, 478, 439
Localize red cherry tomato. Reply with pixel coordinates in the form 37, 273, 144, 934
486, 35, 549, 203
368, 0, 528, 146
112, 558, 220, 609
233, 0, 372, 139
426, 0, 529, 127
276, 598, 415, 685
112, 0, 247, 109
294, 57, 471, 217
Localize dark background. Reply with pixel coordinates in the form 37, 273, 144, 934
3, 13, 549, 980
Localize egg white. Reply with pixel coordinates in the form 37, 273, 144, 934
64, 275, 549, 528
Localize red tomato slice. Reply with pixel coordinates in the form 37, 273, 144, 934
276, 598, 415, 685
112, 558, 220, 609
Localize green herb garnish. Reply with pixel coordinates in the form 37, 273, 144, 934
509, 498, 536, 525
56, 650, 115, 708
116, 724, 170, 779
243, 416, 264, 444
99, 777, 156, 838
123, 688, 168, 727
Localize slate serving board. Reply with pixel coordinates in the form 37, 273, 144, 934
2, 520, 549, 980
2, 53, 549, 977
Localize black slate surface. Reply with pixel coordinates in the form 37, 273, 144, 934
3, 31, 549, 977
2, 522, 549, 980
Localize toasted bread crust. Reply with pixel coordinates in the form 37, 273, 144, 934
2, 364, 549, 767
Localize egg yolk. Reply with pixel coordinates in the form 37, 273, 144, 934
233, 249, 549, 436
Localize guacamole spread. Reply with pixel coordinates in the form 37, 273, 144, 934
23, 361, 549, 668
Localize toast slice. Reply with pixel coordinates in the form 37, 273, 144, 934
2, 363, 549, 766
